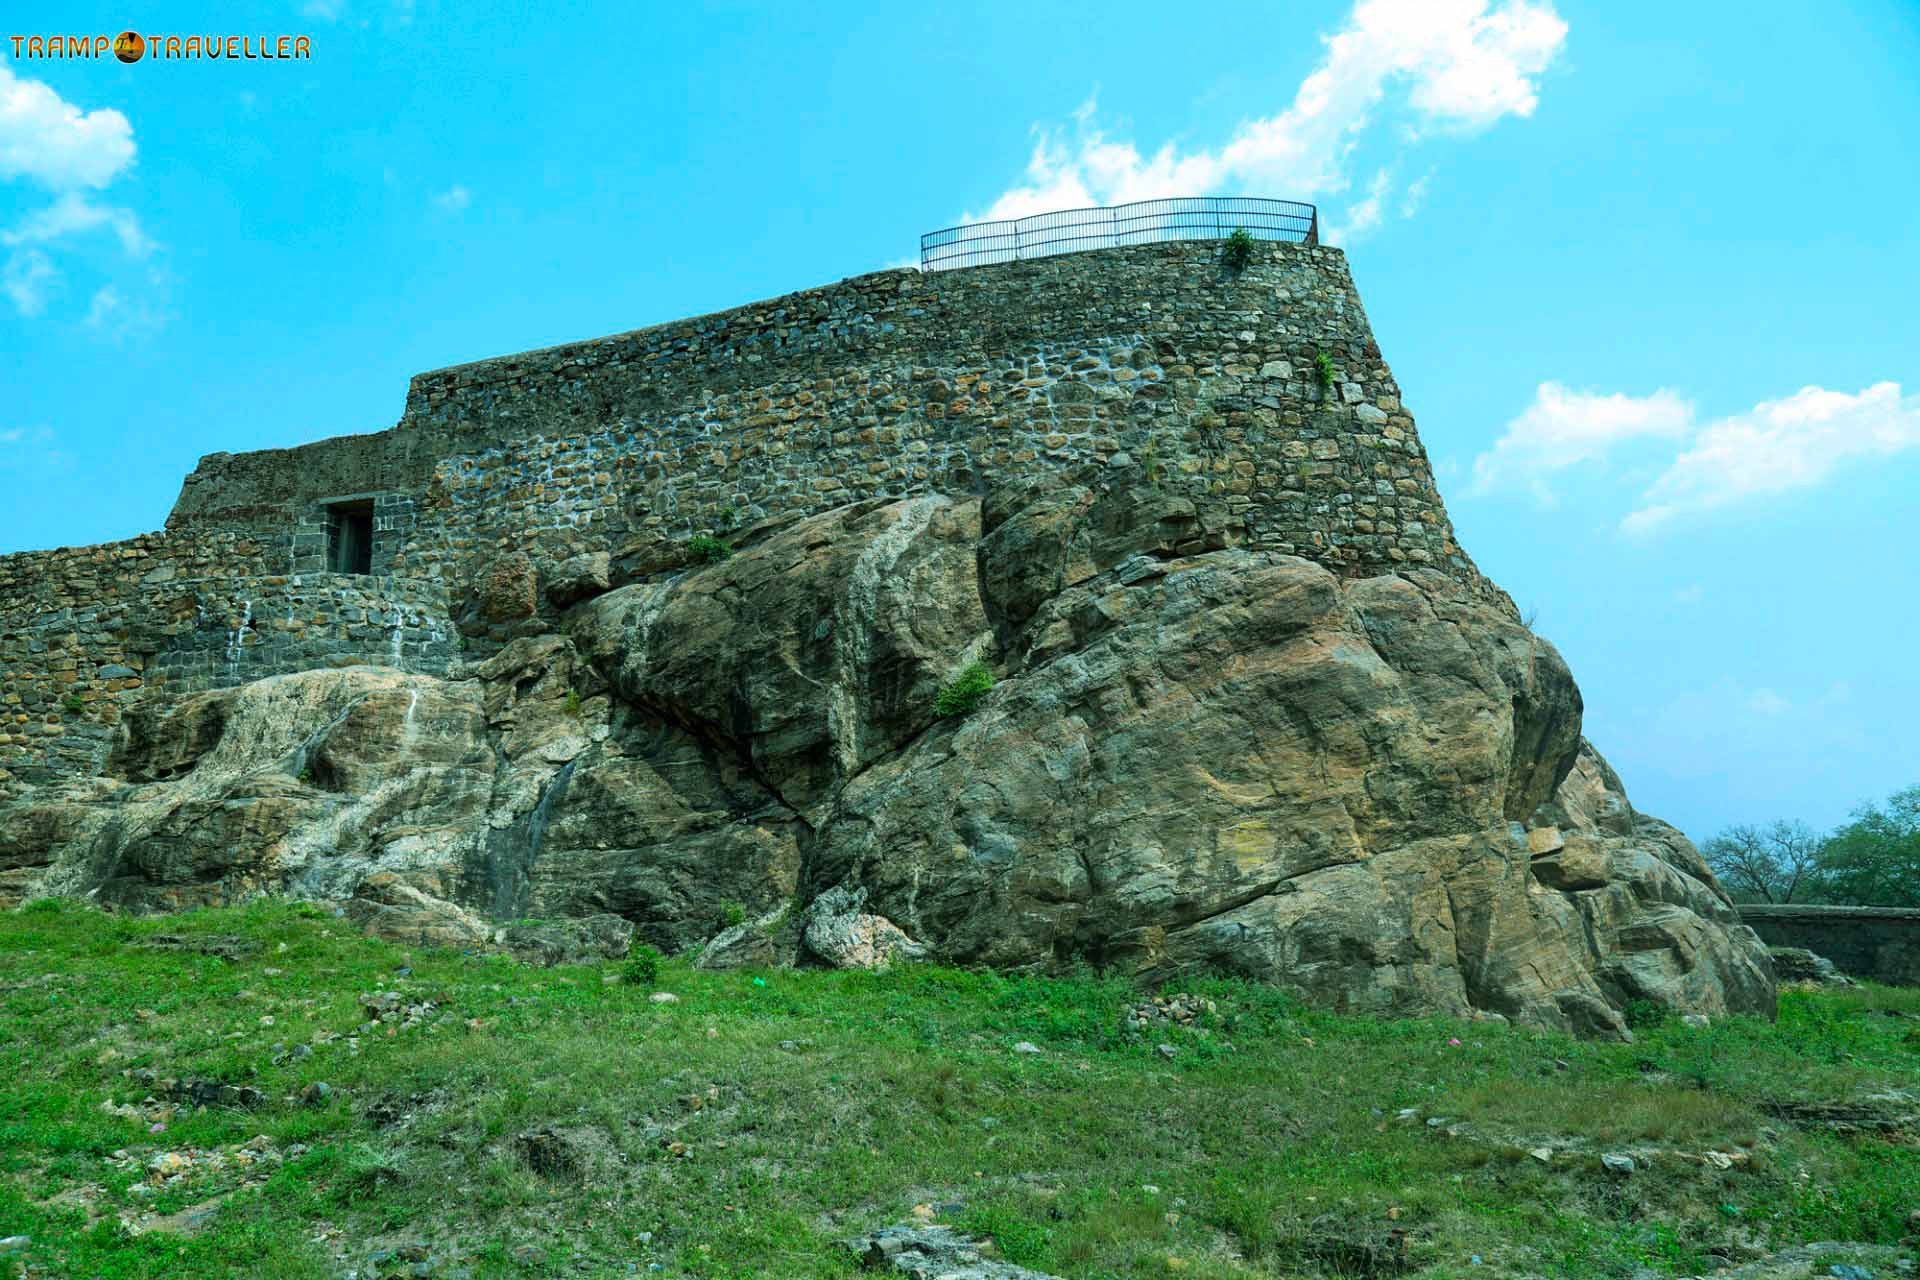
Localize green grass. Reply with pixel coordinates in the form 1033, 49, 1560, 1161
2, 899, 1916, 1278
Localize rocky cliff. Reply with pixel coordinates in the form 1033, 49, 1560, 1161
1, 469, 1775, 1037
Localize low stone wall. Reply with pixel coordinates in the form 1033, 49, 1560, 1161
0, 531, 283, 623
0, 574, 453, 788
1739, 904, 1920, 987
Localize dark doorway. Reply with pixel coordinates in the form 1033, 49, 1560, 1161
326, 501, 374, 574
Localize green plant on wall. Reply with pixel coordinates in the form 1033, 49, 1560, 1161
564, 689, 582, 718
1140, 434, 1164, 490
60, 693, 85, 717
1314, 350, 1338, 395
935, 660, 994, 719
688, 533, 733, 564
1221, 227, 1256, 272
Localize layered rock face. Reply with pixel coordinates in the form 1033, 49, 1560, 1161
1, 473, 1774, 1036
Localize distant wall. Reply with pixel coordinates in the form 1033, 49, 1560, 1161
1740, 904, 1920, 987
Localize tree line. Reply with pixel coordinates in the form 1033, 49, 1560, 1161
1702, 784, 1919, 907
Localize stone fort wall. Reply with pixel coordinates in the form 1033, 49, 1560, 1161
1, 239, 1495, 790
1740, 904, 1920, 987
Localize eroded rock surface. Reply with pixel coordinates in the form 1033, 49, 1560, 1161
1, 477, 1775, 1035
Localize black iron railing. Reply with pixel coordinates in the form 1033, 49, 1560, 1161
919, 196, 1317, 272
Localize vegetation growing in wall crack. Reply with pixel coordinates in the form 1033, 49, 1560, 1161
1221, 227, 1256, 272
1314, 350, 1338, 395
563, 688, 582, 718
60, 693, 84, 717
1140, 434, 1164, 490
935, 660, 995, 719
687, 533, 733, 564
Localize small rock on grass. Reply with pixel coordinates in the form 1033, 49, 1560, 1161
1013, 1041, 1041, 1055
648, 992, 679, 1005
0, 1236, 30, 1254
1602, 1153, 1636, 1175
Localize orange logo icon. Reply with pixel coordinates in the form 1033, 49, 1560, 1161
113, 30, 144, 62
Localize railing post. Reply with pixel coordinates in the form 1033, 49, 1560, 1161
1306, 207, 1319, 246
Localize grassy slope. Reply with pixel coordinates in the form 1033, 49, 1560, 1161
1, 900, 1915, 1279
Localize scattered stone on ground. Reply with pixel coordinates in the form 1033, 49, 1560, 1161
134, 934, 261, 962
845, 1225, 1063, 1278
1761, 1091, 1920, 1136
1122, 993, 1216, 1032
1698, 1243, 1908, 1278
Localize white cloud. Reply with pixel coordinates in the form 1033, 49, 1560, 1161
82, 265, 173, 339
0, 60, 137, 190
1400, 170, 1433, 218
971, 0, 1565, 235
1469, 378, 1920, 534
1622, 382, 1920, 535
433, 184, 471, 212
1467, 382, 1693, 502
1748, 688, 1790, 717
0, 424, 60, 469
0, 60, 158, 326
2, 248, 57, 316
301, 0, 347, 20
1326, 168, 1392, 243
3, 191, 153, 257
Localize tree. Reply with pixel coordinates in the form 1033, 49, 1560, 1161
1702, 819, 1825, 903
1815, 785, 1920, 908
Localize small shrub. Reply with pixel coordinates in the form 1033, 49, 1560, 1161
1623, 998, 1672, 1032
687, 534, 733, 564
21, 897, 71, 915
1221, 227, 1257, 272
297, 767, 314, 783
1314, 350, 1338, 394
719, 901, 747, 929
714, 506, 744, 533
61, 693, 85, 717
564, 688, 582, 718
622, 945, 662, 987
935, 660, 995, 719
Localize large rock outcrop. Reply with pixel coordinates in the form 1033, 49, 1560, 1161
0, 474, 1775, 1036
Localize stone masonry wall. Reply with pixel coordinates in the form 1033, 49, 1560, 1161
1740, 904, 1920, 987
164, 241, 1493, 599
0, 567, 452, 787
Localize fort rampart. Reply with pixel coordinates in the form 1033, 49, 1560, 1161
2, 239, 1491, 790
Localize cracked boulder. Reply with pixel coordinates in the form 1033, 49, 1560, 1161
800, 481, 1773, 1036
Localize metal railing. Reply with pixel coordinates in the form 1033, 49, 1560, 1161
919, 196, 1317, 272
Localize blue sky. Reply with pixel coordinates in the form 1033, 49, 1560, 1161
3, 0, 1916, 843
